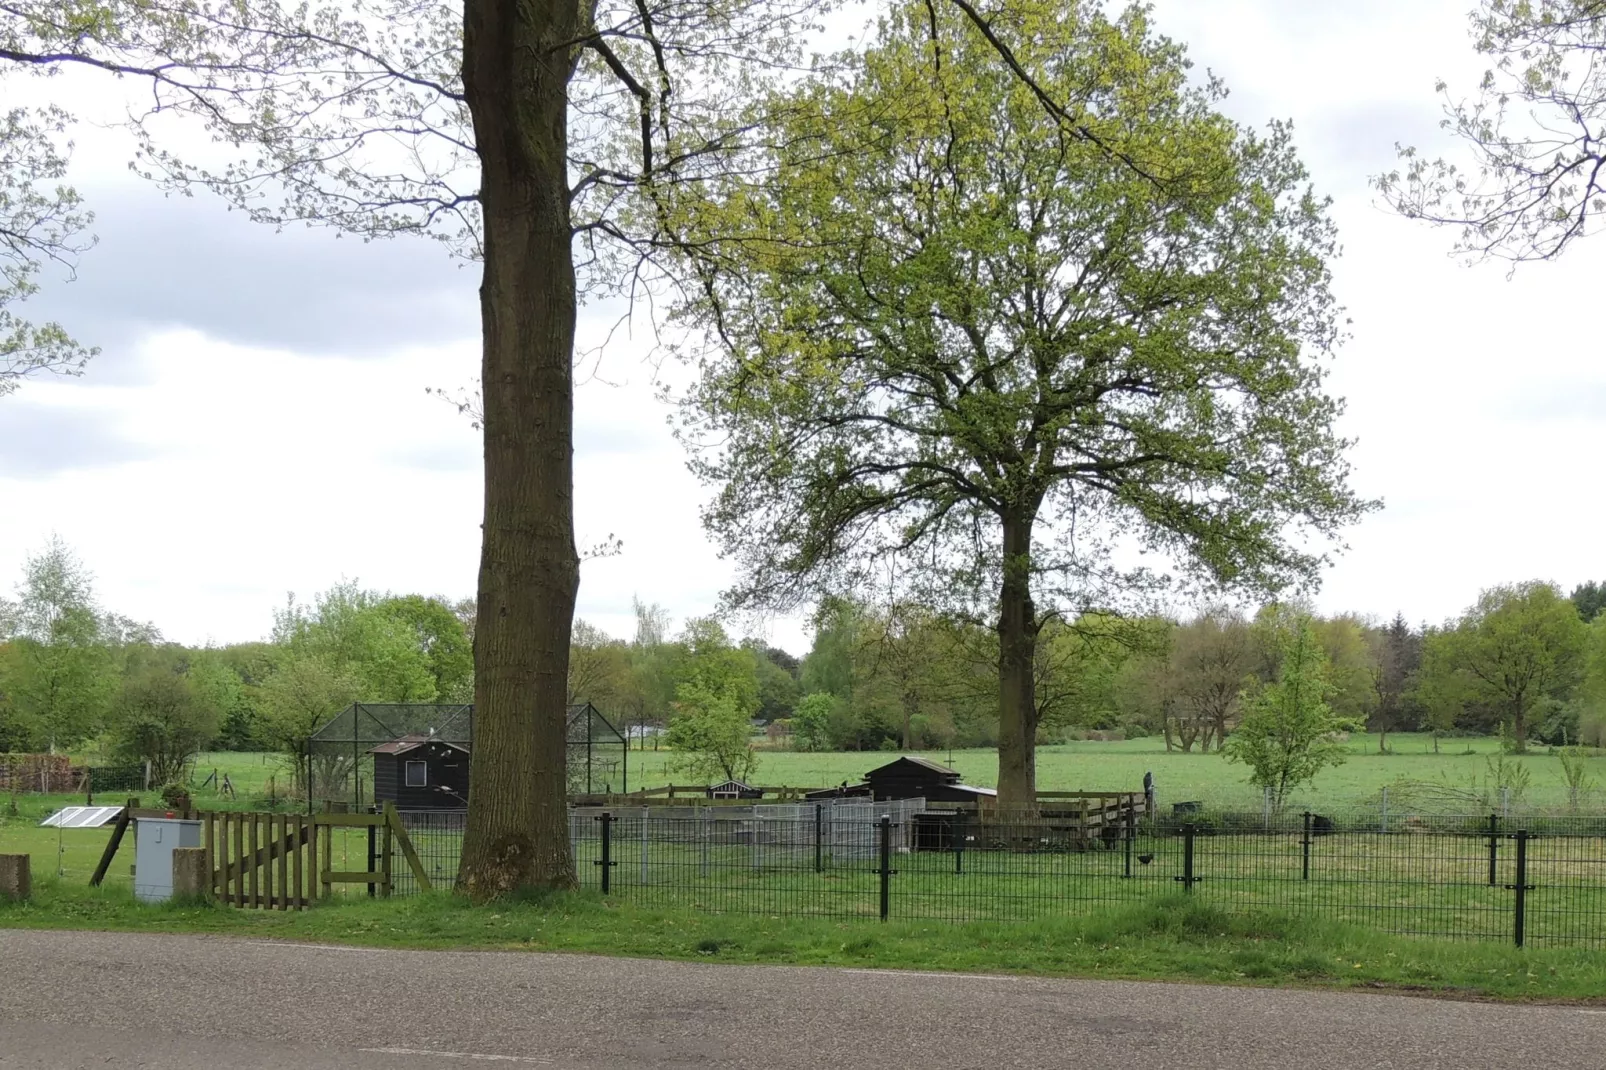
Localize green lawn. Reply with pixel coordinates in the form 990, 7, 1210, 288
631, 733, 1599, 811
4, 879, 1604, 1003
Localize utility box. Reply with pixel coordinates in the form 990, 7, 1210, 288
134, 818, 203, 903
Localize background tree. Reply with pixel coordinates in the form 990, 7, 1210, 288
1368, 612, 1422, 752
255, 655, 359, 794
1381, 1, 1606, 261
673, 0, 1369, 807
1420, 581, 1588, 752
1571, 581, 1606, 623
108, 647, 220, 785
2, 537, 115, 750
1224, 616, 1357, 811
791, 691, 836, 753
664, 619, 760, 782
273, 585, 442, 703
1171, 609, 1255, 752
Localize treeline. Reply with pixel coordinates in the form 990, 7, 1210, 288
5, 535, 1604, 792
0, 538, 475, 787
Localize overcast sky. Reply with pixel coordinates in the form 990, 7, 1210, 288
3, 0, 1602, 656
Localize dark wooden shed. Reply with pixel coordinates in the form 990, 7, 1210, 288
804, 757, 999, 805
370, 736, 471, 809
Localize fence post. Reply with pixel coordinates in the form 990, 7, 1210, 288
1176, 823, 1197, 894
1122, 804, 1134, 879
878, 815, 892, 921
700, 806, 710, 879
1380, 787, 1388, 835
640, 806, 649, 886
955, 810, 967, 876
1487, 813, 1500, 887
814, 804, 823, 874
1301, 811, 1312, 881
596, 810, 613, 894
1510, 829, 1531, 948
366, 817, 377, 899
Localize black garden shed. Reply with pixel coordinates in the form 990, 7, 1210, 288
370, 736, 471, 809
805, 756, 999, 805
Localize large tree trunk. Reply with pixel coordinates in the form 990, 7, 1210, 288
456, 0, 582, 898
996, 511, 1039, 810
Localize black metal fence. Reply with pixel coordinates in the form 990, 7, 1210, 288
388, 807, 1606, 948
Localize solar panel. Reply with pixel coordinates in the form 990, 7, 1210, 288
39, 805, 125, 829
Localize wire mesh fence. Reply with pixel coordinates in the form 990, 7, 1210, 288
384, 806, 1606, 947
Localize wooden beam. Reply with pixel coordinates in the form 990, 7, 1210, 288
88, 799, 137, 887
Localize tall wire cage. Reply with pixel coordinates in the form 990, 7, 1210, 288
305, 701, 626, 811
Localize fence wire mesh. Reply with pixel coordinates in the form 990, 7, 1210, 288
385, 806, 1606, 947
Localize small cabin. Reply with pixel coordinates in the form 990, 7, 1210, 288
804, 756, 999, 805
370, 736, 470, 809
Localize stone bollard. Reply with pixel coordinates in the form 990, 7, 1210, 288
171, 847, 210, 902
0, 854, 30, 902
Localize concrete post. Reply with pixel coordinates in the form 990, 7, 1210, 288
0, 854, 30, 902
172, 847, 210, 902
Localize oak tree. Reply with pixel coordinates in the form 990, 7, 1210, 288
672, 0, 1370, 806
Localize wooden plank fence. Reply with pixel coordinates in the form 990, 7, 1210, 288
82, 802, 432, 909
204, 803, 432, 909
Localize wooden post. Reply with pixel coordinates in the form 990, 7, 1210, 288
89, 801, 137, 888
380, 812, 393, 897
0, 854, 29, 902
203, 813, 216, 898
319, 822, 332, 900
277, 814, 289, 910
234, 813, 246, 908
293, 815, 306, 910
172, 847, 209, 901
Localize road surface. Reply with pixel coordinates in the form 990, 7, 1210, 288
1, 929, 1601, 1069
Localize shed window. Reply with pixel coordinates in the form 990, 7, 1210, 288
405, 760, 428, 788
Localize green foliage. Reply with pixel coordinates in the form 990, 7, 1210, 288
1418, 582, 1589, 752
1224, 617, 1359, 811
672, 0, 1367, 806
1556, 747, 1595, 812
664, 619, 760, 783
791, 692, 835, 753
1380, 0, 1606, 262
1572, 581, 1606, 624
107, 647, 221, 786
0, 104, 97, 394
272, 584, 443, 704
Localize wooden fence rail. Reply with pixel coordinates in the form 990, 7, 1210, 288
202, 804, 431, 910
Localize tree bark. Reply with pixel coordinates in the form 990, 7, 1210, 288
995, 510, 1039, 810
456, 0, 582, 897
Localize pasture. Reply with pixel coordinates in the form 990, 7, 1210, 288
4, 732, 1601, 897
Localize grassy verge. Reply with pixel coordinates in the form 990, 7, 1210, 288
3, 878, 1602, 1003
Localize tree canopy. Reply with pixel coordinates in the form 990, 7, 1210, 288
672, 0, 1370, 805
1381, 1, 1606, 262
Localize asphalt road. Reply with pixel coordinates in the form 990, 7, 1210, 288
2, 929, 1603, 1069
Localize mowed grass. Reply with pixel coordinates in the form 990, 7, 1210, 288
4, 878, 1606, 1003
3, 732, 1598, 893
631, 733, 1601, 811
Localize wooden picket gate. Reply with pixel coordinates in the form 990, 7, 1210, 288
203, 803, 432, 910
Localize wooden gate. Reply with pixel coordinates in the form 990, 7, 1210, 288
202, 803, 432, 910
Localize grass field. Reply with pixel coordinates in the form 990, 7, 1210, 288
630, 733, 1599, 811
4, 879, 1605, 1003
4, 732, 1600, 899
46, 732, 1600, 810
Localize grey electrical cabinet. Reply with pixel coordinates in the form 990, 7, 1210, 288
134, 817, 203, 903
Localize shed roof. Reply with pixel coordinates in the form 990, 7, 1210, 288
368, 735, 470, 756
865, 756, 962, 780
